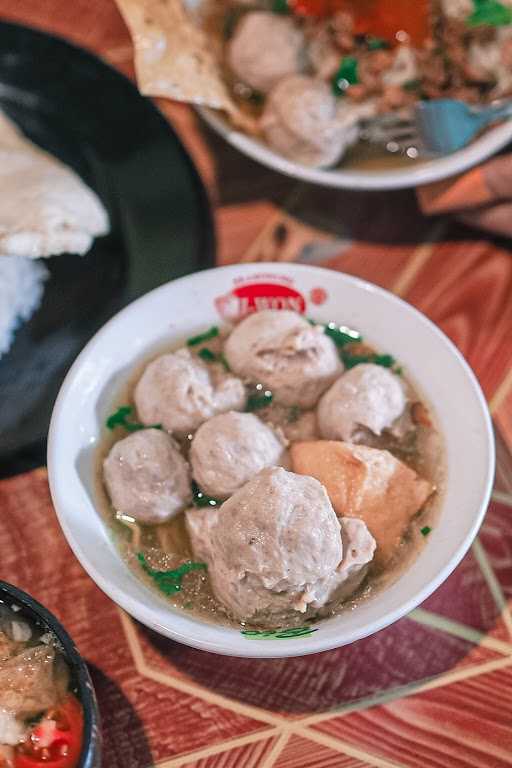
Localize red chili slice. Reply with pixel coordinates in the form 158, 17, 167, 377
14, 694, 83, 768
288, 0, 341, 16
288, 0, 431, 46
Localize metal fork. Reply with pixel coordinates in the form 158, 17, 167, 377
359, 110, 426, 158
359, 98, 512, 158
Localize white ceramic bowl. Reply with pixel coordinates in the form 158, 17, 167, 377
199, 107, 512, 191
48, 263, 494, 658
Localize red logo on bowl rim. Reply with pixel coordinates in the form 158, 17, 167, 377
310, 287, 328, 305
215, 275, 310, 321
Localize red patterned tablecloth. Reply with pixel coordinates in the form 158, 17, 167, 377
1, 2, 512, 767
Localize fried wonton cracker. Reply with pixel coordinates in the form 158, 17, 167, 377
115, 0, 256, 130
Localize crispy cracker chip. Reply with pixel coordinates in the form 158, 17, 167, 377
115, 0, 255, 130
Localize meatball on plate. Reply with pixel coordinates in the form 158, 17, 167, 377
48, 263, 493, 657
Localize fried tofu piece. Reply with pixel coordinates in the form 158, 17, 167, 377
290, 440, 434, 567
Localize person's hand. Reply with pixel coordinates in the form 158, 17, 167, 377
417, 154, 512, 238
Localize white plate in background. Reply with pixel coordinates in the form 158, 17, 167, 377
199, 105, 512, 190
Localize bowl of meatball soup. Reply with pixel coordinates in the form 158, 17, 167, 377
191, 0, 512, 190
48, 263, 494, 658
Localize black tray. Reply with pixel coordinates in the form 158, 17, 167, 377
0, 22, 215, 476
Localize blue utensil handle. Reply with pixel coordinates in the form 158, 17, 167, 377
475, 100, 512, 126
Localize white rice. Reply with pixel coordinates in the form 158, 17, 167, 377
0, 255, 48, 358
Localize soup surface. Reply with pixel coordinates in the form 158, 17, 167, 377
97, 310, 444, 633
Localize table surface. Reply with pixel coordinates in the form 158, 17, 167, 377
1, 2, 512, 767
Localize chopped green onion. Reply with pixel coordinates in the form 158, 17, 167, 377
247, 390, 273, 411
367, 36, 389, 50
467, 0, 512, 26
241, 626, 318, 640
272, 0, 290, 13
420, 526, 432, 537
403, 78, 421, 92
197, 347, 230, 370
106, 405, 161, 432
218, 353, 230, 371
332, 56, 359, 96
137, 553, 206, 595
341, 351, 396, 370
192, 481, 220, 508
324, 322, 362, 347
321, 324, 400, 373
198, 348, 217, 363
187, 326, 219, 346
246, 90, 264, 106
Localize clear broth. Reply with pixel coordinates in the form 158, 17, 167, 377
95, 325, 444, 630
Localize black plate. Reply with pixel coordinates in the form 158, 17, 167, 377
0, 581, 101, 768
0, 23, 215, 477
0, 581, 101, 767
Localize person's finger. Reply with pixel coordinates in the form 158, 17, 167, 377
417, 153, 512, 216
483, 153, 512, 200
417, 165, 490, 214
456, 201, 512, 238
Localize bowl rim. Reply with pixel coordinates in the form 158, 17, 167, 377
0, 580, 101, 767
199, 106, 512, 190
47, 263, 495, 658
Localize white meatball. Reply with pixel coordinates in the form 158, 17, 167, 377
260, 75, 351, 168
186, 467, 344, 622
227, 12, 304, 94
317, 363, 406, 441
224, 310, 342, 408
103, 429, 192, 523
134, 348, 247, 436
190, 411, 287, 499
336, 517, 376, 601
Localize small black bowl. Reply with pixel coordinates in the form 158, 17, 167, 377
0, 581, 101, 767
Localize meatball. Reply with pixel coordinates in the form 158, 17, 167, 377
190, 411, 287, 499
227, 12, 304, 94
224, 310, 342, 408
317, 363, 406, 441
337, 517, 376, 601
260, 75, 352, 168
186, 467, 344, 623
134, 348, 246, 436
103, 429, 192, 524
